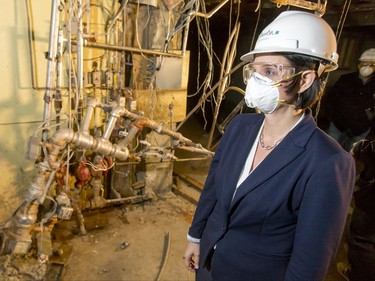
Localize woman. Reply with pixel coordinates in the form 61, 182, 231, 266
183, 11, 356, 281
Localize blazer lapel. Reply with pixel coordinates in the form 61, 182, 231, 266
229, 110, 317, 211
220, 117, 264, 212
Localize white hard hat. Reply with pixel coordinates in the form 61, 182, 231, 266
359, 49, 375, 62
241, 11, 339, 74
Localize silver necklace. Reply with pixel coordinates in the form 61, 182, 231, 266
259, 133, 284, 150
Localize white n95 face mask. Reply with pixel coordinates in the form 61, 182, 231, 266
360, 66, 374, 78
244, 73, 280, 114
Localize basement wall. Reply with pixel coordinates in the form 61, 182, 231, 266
0, 1, 50, 223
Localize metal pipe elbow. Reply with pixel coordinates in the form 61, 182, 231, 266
133, 118, 150, 129
86, 96, 100, 108
50, 128, 75, 146
110, 106, 126, 118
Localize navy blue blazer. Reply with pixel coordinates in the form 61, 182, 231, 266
188, 111, 356, 281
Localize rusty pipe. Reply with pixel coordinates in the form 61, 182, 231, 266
125, 114, 210, 152
96, 105, 213, 155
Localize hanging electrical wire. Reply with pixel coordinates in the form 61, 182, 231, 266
335, 0, 352, 43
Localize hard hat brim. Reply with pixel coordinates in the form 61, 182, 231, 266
240, 50, 338, 73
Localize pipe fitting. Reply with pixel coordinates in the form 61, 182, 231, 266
110, 106, 126, 118
24, 170, 47, 202
102, 106, 126, 139
49, 127, 129, 162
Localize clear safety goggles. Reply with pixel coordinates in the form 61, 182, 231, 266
243, 62, 298, 85
359, 62, 375, 67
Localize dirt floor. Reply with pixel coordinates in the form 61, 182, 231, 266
0, 191, 197, 281
60, 192, 196, 281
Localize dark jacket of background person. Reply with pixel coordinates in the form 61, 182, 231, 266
188, 110, 355, 281
348, 139, 375, 281
323, 72, 375, 136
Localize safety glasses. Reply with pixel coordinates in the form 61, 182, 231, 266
359, 62, 375, 67
243, 62, 298, 85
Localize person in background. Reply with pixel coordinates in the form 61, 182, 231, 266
183, 11, 356, 281
322, 48, 375, 152
337, 139, 375, 281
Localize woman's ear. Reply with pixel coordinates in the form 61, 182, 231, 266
298, 70, 316, 93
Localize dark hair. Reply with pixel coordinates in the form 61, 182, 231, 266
282, 53, 326, 109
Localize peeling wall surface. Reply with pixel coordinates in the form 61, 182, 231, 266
0, 1, 50, 223
0, 0, 196, 224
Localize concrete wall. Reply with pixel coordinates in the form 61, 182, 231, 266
0, 1, 50, 223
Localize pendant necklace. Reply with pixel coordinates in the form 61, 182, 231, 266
259, 133, 284, 150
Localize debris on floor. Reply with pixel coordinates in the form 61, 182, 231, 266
1, 192, 196, 281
